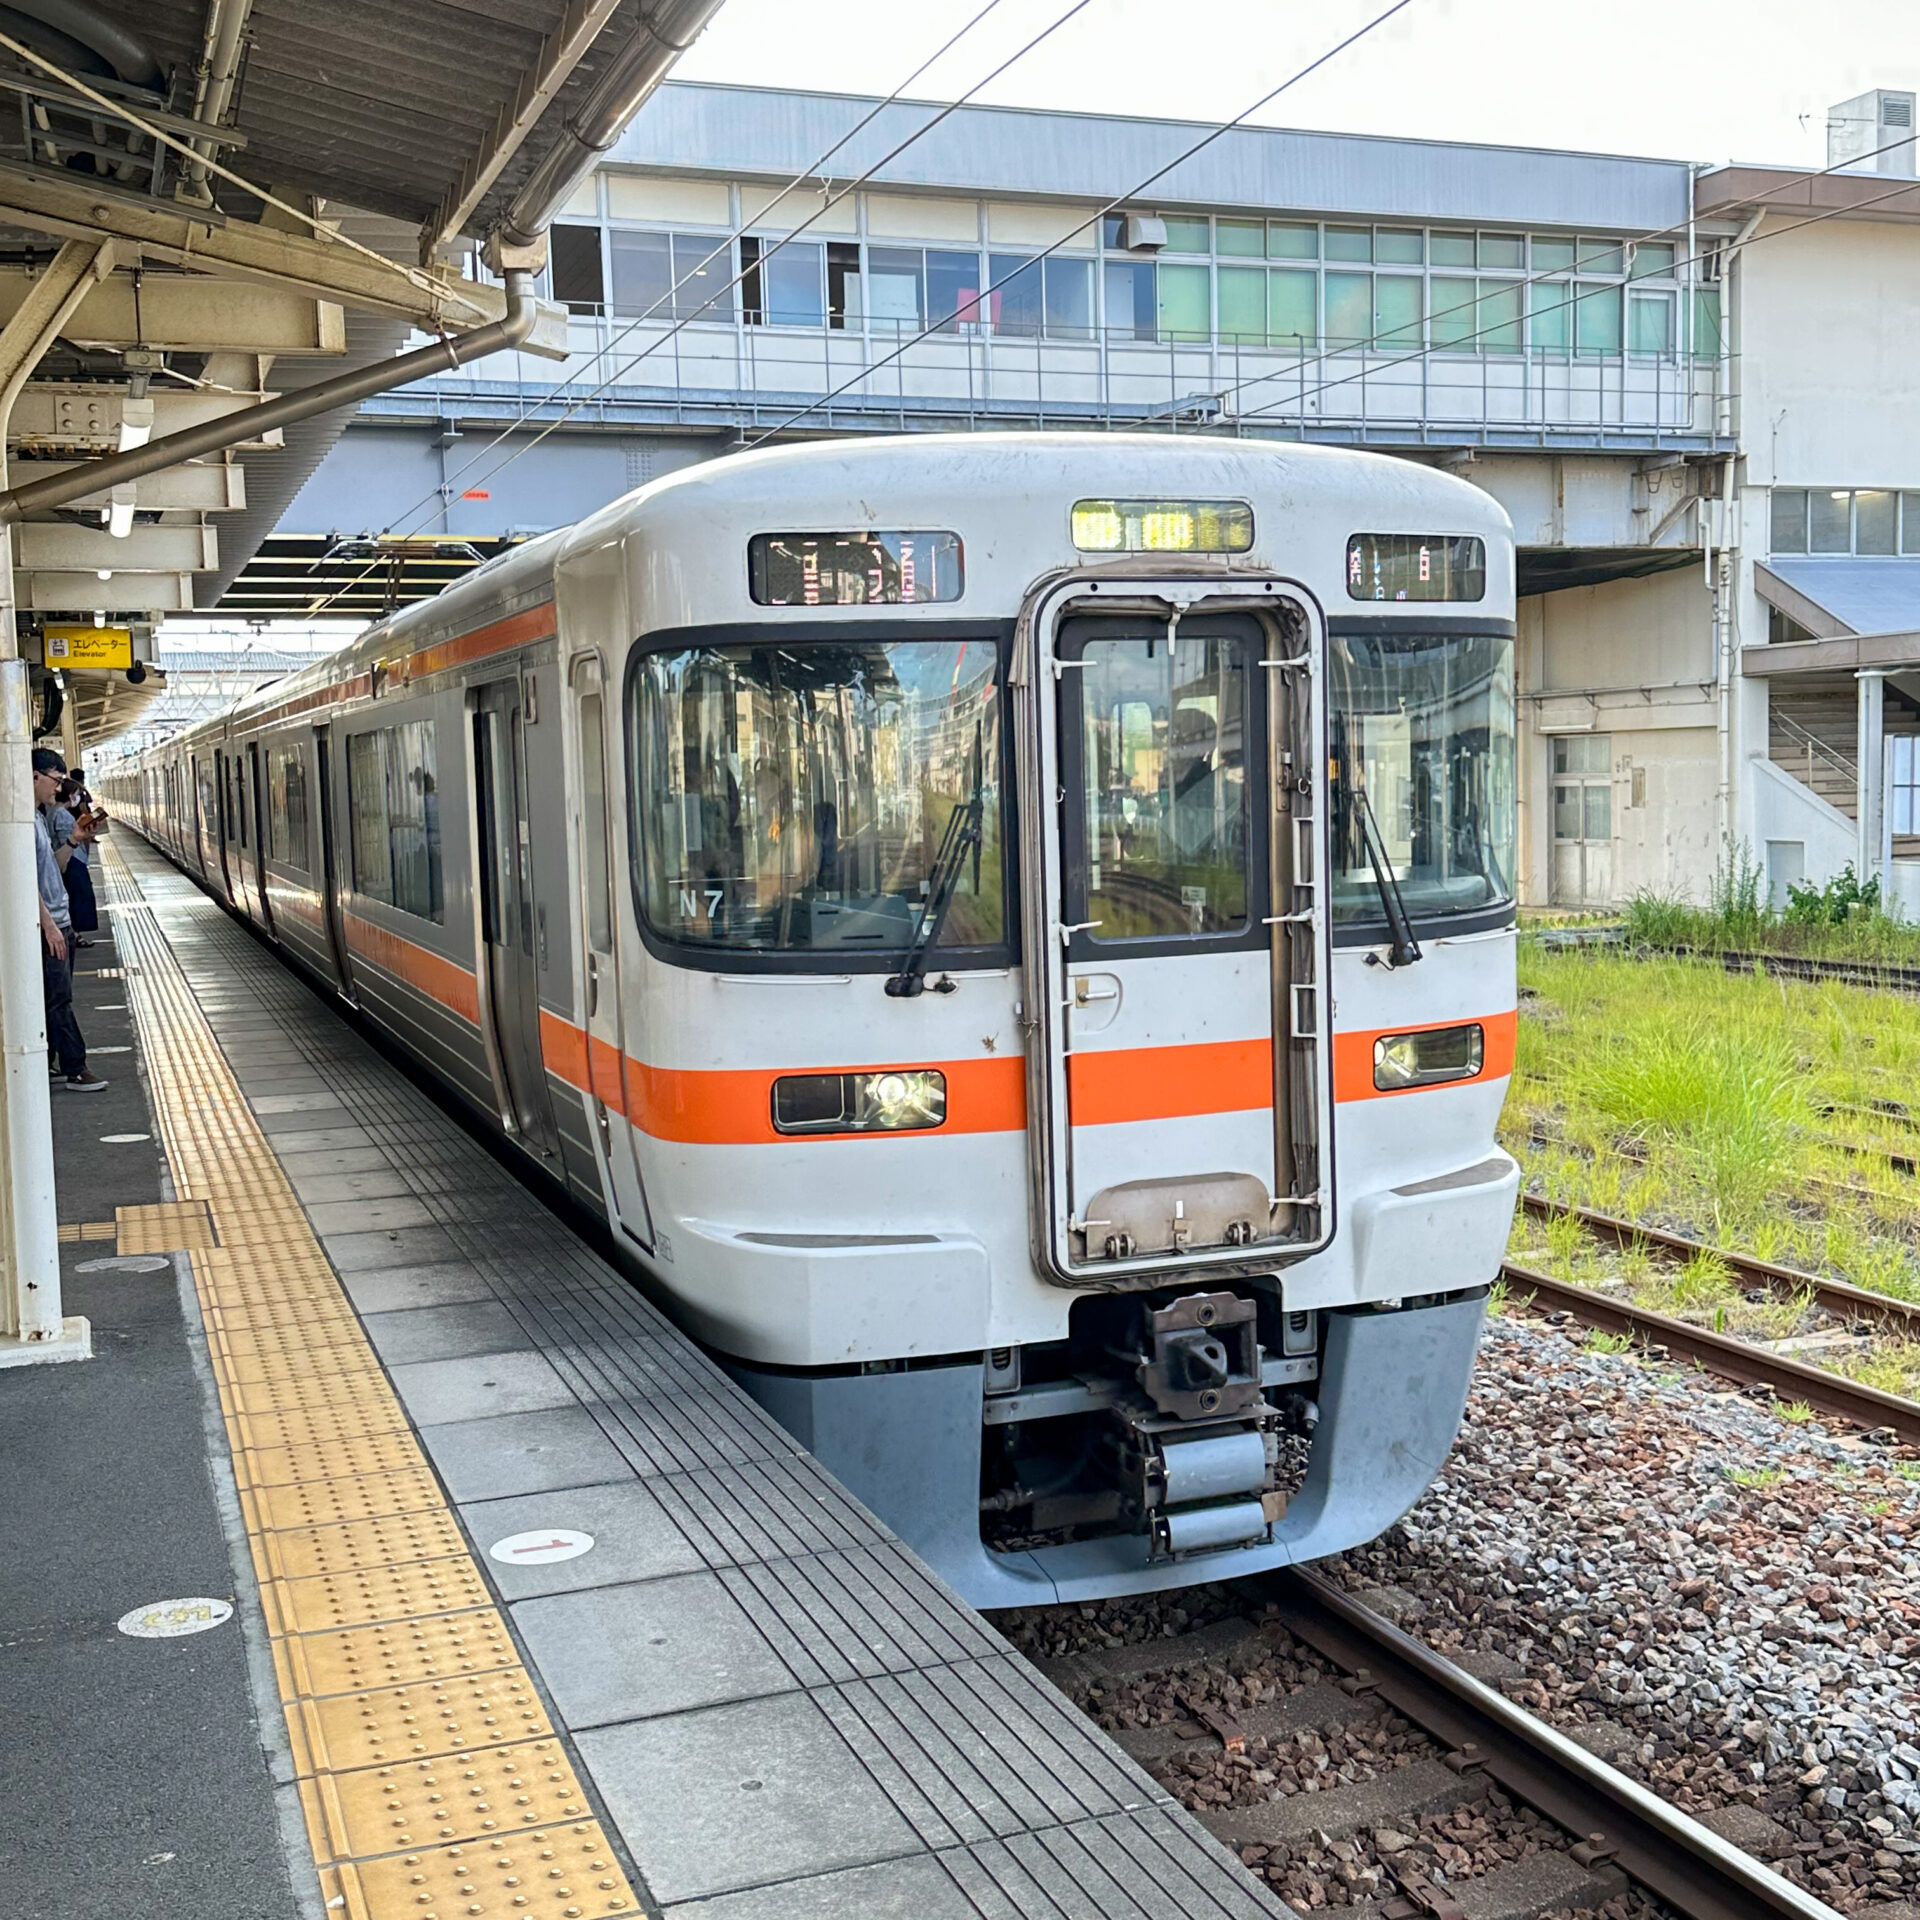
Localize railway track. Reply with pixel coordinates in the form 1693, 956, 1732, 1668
1504, 1197, 1920, 1444
1526, 928, 1920, 999
1016, 1570, 1843, 1920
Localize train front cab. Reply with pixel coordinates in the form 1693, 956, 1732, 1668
565, 461, 1519, 1611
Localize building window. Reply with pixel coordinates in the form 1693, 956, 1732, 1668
1692, 286, 1723, 361
863, 245, 923, 328
347, 720, 442, 921
1325, 226, 1372, 263
550, 224, 604, 314
1267, 222, 1317, 260
1324, 270, 1371, 350
609, 229, 735, 323
1478, 233, 1524, 270
1809, 490, 1852, 553
1156, 262, 1210, 341
1528, 280, 1570, 353
1856, 489, 1897, 554
1217, 218, 1264, 257
1477, 280, 1523, 353
1770, 489, 1810, 554
741, 236, 824, 327
1776, 487, 1920, 556
1430, 276, 1477, 352
1893, 737, 1920, 838
1573, 282, 1622, 355
1160, 214, 1211, 253
988, 253, 1042, 335
1430, 231, 1475, 268
1628, 289, 1674, 355
1103, 258, 1156, 341
1531, 236, 1576, 272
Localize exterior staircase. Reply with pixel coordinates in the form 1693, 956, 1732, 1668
1768, 679, 1920, 858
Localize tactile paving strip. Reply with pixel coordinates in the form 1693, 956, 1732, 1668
100, 847, 643, 1920
116, 1198, 219, 1252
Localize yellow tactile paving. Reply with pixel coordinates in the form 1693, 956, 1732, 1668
320, 1822, 634, 1920
235, 1430, 440, 1493
262, 1556, 496, 1638
56, 1220, 117, 1243
241, 1468, 449, 1535
255, 1511, 472, 1579
272, 1608, 520, 1701
99, 846, 642, 1917
116, 1199, 219, 1252
297, 1739, 594, 1859
286, 1667, 553, 1775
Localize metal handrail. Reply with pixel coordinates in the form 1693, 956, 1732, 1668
1772, 708, 1858, 788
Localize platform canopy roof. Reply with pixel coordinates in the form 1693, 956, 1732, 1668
0, 0, 718, 748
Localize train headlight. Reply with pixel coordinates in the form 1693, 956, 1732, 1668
771, 1068, 947, 1135
1372, 1023, 1484, 1091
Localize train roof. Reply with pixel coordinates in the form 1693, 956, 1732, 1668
157, 433, 1512, 759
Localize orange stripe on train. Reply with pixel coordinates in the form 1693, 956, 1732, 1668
348, 916, 1511, 1139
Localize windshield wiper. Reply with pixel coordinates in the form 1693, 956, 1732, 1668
885, 730, 986, 999
1352, 785, 1422, 968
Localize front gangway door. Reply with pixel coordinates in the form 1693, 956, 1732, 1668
1021, 583, 1329, 1288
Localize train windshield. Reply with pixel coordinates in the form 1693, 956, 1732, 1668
633, 637, 1004, 955
1328, 630, 1515, 930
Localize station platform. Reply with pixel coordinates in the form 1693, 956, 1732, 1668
1, 835, 1289, 1920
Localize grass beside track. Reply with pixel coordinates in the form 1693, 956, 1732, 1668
1503, 944, 1920, 1399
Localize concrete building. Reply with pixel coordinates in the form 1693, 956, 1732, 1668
263, 80, 1920, 915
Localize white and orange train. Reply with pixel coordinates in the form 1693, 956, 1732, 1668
108, 433, 1520, 1605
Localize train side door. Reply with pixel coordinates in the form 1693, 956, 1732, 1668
247, 739, 273, 932
211, 748, 236, 903
313, 725, 355, 997
568, 655, 653, 1246
1027, 592, 1328, 1284
471, 676, 561, 1162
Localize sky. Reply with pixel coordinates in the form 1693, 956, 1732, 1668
673, 0, 1920, 168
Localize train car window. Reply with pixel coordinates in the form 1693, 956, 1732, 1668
268, 746, 310, 872
579, 692, 615, 954
285, 752, 310, 873
347, 722, 443, 920
1328, 630, 1516, 930
634, 637, 1003, 958
347, 733, 394, 904
1076, 633, 1250, 940
387, 720, 442, 920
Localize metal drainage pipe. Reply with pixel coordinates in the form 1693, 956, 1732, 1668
491, 0, 727, 253
0, 268, 544, 525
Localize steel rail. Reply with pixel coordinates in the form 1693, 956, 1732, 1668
1267, 1568, 1846, 1920
1500, 1260, 1920, 1443
1519, 1193, 1920, 1337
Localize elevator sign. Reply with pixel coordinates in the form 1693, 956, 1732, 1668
44, 623, 134, 669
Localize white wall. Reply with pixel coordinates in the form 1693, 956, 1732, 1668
1516, 567, 1721, 905
1736, 216, 1920, 490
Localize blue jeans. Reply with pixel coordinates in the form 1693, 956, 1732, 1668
41, 934, 85, 1077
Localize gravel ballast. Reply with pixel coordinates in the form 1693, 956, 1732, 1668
1327, 1309, 1920, 1915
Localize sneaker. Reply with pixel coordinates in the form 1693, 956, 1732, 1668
59, 1074, 107, 1093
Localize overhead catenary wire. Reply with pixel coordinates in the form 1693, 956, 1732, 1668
738, 0, 1422, 447
0, 26, 493, 321
360, 0, 1087, 554
376, 0, 1419, 548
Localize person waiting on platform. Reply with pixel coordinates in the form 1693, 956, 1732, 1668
31, 746, 105, 1093
52, 773, 102, 949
